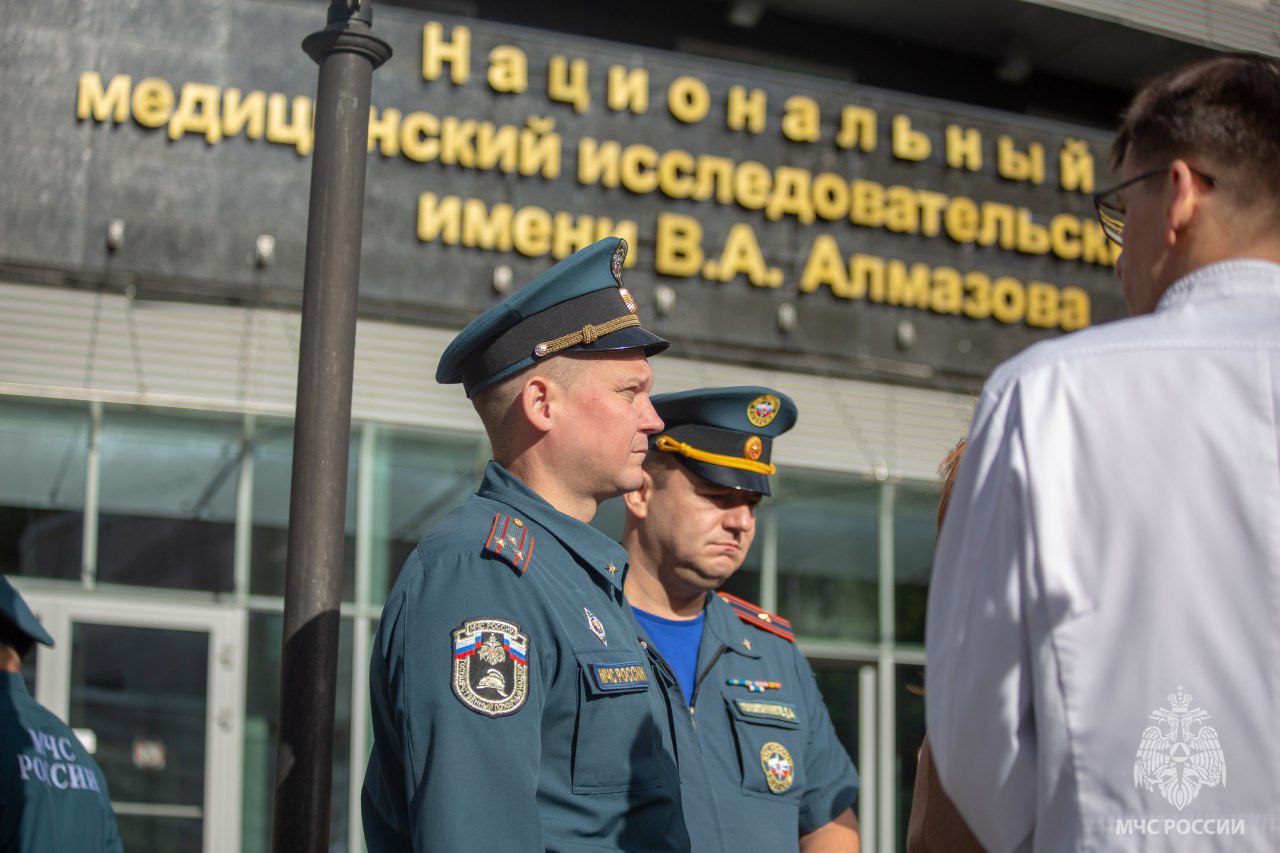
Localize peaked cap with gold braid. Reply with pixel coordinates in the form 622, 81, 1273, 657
436, 237, 668, 397
650, 386, 798, 496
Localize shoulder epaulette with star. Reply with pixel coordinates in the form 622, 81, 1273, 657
717, 591, 795, 642
483, 513, 535, 574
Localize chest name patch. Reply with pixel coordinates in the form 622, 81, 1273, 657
735, 700, 799, 723
591, 661, 649, 693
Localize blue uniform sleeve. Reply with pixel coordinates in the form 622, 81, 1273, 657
796, 655, 859, 836
364, 550, 547, 852
103, 806, 124, 853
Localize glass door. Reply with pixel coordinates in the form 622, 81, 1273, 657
19, 591, 244, 853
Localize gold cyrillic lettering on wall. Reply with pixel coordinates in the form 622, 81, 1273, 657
781, 96, 820, 143
1059, 138, 1095, 193
997, 135, 1045, 184
945, 125, 982, 172
70, 49, 1111, 338
797, 238, 1090, 331
487, 45, 528, 94
422, 22, 471, 84
76, 72, 130, 123
727, 86, 766, 134
607, 66, 649, 114
891, 114, 931, 161
418, 194, 636, 265
836, 106, 877, 152
655, 213, 704, 277
668, 76, 711, 124
547, 55, 590, 113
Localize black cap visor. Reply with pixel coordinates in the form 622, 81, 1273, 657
571, 324, 669, 357
671, 455, 771, 496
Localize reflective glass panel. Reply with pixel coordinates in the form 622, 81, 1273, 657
809, 658, 862, 772
368, 428, 481, 602
250, 421, 357, 600
0, 397, 88, 581
774, 471, 879, 641
241, 611, 352, 853
893, 483, 938, 647
97, 406, 240, 592
896, 663, 927, 852
69, 622, 208, 851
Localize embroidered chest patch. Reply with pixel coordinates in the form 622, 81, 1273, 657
452, 618, 530, 717
735, 700, 798, 723
590, 661, 649, 693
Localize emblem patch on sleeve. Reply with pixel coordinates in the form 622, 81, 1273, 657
759, 741, 795, 794
452, 618, 530, 717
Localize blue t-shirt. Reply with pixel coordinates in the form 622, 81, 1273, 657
632, 607, 705, 702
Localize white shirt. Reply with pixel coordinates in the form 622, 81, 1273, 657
925, 259, 1280, 852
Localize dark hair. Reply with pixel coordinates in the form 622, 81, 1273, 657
0, 614, 33, 660
1112, 54, 1280, 220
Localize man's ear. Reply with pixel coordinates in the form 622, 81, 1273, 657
1166, 159, 1200, 245
623, 467, 654, 520
520, 376, 554, 434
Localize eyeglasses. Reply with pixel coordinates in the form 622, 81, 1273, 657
1093, 165, 1216, 247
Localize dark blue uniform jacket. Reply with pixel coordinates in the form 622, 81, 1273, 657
363, 462, 689, 852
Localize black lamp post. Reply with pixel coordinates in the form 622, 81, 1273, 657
272, 3, 390, 851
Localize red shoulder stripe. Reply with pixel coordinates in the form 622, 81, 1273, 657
716, 592, 796, 642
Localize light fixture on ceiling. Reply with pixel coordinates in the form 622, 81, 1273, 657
727, 0, 766, 29
996, 34, 1032, 84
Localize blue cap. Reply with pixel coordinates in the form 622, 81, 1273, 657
436, 237, 669, 397
650, 386, 798, 496
0, 576, 54, 648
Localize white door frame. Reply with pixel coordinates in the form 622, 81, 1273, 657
16, 585, 245, 853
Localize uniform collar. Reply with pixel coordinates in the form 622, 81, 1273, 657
1156, 259, 1280, 313
1, 672, 28, 695
477, 461, 629, 591
703, 592, 761, 658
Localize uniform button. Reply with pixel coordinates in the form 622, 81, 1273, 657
640, 640, 648, 649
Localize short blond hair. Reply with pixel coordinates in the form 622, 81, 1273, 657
470, 355, 584, 437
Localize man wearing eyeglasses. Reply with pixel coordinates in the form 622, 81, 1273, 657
926, 54, 1280, 852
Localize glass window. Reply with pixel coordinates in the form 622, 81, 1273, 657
242, 611, 352, 853
774, 471, 879, 642
0, 397, 89, 581
896, 663, 927, 851
368, 428, 481, 603
809, 658, 862, 772
250, 422, 357, 601
70, 621, 209, 851
97, 407, 240, 592
893, 483, 939, 647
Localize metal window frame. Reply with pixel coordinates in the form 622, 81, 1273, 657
1, 391, 943, 853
